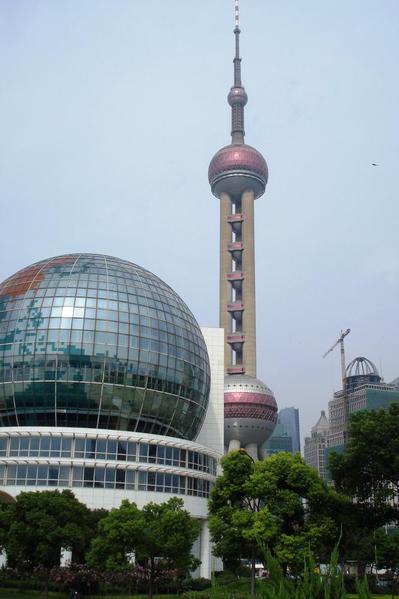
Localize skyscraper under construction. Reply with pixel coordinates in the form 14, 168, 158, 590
208, 1, 278, 460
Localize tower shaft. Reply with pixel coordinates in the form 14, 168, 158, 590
219, 190, 256, 376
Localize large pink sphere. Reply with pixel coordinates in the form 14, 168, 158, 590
208, 144, 268, 199
224, 375, 278, 447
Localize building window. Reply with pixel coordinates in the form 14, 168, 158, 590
0, 434, 216, 476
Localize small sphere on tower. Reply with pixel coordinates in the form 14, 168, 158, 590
228, 86, 248, 106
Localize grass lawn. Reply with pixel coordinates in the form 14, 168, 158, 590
0, 591, 397, 599
0, 592, 178, 599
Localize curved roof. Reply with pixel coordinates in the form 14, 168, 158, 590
346, 356, 379, 377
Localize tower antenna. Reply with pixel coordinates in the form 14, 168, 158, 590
235, 0, 239, 30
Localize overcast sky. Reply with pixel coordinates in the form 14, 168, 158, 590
1, 0, 398, 442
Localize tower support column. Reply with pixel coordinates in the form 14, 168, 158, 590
244, 443, 258, 462
241, 189, 256, 377
220, 192, 232, 370
228, 439, 241, 453
199, 519, 211, 578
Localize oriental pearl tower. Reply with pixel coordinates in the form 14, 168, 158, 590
208, 0, 278, 460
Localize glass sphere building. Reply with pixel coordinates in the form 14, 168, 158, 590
0, 254, 210, 440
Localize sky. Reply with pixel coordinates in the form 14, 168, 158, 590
1, 0, 398, 443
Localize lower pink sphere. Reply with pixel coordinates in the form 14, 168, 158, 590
224, 374, 278, 447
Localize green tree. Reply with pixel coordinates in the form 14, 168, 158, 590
374, 528, 399, 570
329, 404, 399, 573
72, 508, 108, 565
87, 497, 200, 599
209, 451, 345, 596
330, 404, 399, 528
4, 490, 91, 599
0, 503, 8, 552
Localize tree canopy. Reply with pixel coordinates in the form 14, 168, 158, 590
2, 490, 92, 598
4, 489, 90, 571
87, 497, 200, 599
328, 404, 399, 572
329, 403, 399, 528
209, 451, 346, 577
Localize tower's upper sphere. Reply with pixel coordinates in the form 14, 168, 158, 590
0, 254, 210, 439
208, 143, 268, 199
228, 86, 248, 107
224, 374, 277, 446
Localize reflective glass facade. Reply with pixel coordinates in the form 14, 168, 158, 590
0, 254, 210, 439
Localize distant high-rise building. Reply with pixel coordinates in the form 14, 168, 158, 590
208, 0, 278, 460
328, 357, 399, 448
304, 411, 330, 480
278, 407, 300, 453
263, 418, 293, 457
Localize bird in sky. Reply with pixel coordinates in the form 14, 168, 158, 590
371, 163, 379, 166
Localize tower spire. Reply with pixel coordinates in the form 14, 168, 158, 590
229, 0, 248, 144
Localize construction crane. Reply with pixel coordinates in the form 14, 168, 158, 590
323, 328, 351, 441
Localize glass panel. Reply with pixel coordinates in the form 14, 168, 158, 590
165, 447, 172, 465
59, 466, 70, 483
179, 449, 186, 468
155, 472, 164, 492
38, 465, 47, 482
117, 441, 127, 461
139, 444, 149, 462
147, 472, 155, 492
96, 439, 106, 459
48, 466, 59, 486
10, 437, 19, 457
17, 465, 27, 484
105, 467, 115, 488
127, 442, 136, 461
138, 471, 147, 490
157, 446, 165, 464
126, 470, 135, 489
75, 438, 85, 457
72, 466, 83, 483
27, 465, 37, 483
0, 438, 7, 457
115, 469, 125, 489
83, 467, 94, 487
30, 437, 40, 457
171, 475, 179, 493
94, 467, 105, 488
107, 440, 117, 457
7, 465, 16, 484
50, 437, 61, 456
149, 444, 156, 464
61, 437, 72, 457
40, 437, 50, 457
86, 438, 96, 459
172, 448, 179, 466
19, 437, 29, 456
